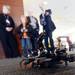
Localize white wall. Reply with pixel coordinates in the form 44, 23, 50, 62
23, 0, 75, 42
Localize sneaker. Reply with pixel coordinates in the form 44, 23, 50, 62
28, 54, 30, 57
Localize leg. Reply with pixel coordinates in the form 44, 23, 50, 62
0, 38, 10, 58
30, 37, 35, 51
26, 38, 32, 56
33, 31, 39, 51
44, 33, 49, 50
0, 33, 12, 58
48, 32, 55, 53
30, 36, 38, 56
7, 33, 19, 58
21, 39, 28, 58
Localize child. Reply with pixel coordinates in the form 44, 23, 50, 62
18, 15, 33, 58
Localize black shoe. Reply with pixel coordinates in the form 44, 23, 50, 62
33, 51, 38, 56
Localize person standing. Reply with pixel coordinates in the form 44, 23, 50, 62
17, 16, 33, 58
27, 12, 39, 56
0, 5, 19, 58
40, 9, 56, 54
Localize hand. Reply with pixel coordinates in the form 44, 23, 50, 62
6, 27, 13, 32
21, 28, 28, 32
21, 28, 23, 32
25, 29, 28, 32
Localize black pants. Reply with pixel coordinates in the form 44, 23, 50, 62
6, 32, 20, 58
44, 32, 55, 53
0, 30, 10, 58
0, 30, 19, 58
30, 30, 39, 52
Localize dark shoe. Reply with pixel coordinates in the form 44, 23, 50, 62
33, 51, 38, 56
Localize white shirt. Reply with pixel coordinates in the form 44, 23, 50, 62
30, 16, 37, 29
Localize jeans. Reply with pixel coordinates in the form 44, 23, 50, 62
21, 38, 32, 57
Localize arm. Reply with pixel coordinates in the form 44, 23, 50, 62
36, 18, 39, 32
40, 14, 46, 26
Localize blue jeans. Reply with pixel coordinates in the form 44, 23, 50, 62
21, 38, 32, 58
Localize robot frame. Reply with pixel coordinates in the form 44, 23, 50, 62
20, 33, 75, 69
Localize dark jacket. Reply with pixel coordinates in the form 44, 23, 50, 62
27, 16, 39, 31
0, 13, 15, 40
0, 13, 15, 31
16, 24, 33, 39
40, 13, 56, 32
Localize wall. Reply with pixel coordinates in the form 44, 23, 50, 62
0, 0, 24, 58
0, 0, 24, 26
23, 0, 75, 42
